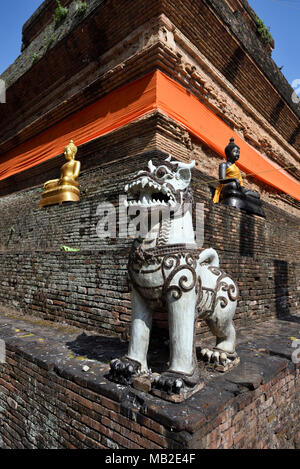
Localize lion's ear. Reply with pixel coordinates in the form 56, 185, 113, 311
148, 160, 156, 172
178, 168, 191, 183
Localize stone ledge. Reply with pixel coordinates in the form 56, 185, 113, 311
207, 0, 300, 119
1, 0, 300, 161
0, 310, 299, 448
22, 0, 74, 48
2, 0, 102, 87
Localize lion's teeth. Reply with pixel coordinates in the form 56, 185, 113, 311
141, 195, 149, 204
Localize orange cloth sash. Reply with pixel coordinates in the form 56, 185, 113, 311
0, 71, 299, 201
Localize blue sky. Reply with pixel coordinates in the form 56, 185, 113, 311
0, 0, 299, 87
248, 0, 300, 85
0, 0, 43, 74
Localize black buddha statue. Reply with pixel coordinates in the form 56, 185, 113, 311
213, 138, 265, 217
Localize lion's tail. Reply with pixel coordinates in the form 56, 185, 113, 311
198, 248, 219, 267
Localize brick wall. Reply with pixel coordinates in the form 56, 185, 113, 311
0, 0, 299, 451
162, 0, 300, 150
2, 0, 300, 159
22, 0, 74, 48
0, 150, 299, 339
0, 346, 169, 449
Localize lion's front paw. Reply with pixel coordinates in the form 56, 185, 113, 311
152, 373, 184, 395
109, 356, 141, 385
151, 369, 203, 402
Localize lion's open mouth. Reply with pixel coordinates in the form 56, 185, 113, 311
124, 176, 177, 207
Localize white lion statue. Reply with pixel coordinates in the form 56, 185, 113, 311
110, 156, 239, 401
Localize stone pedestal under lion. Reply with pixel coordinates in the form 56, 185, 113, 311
109, 156, 239, 402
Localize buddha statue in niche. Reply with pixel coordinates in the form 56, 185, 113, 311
213, 138, 265, 217
39, 140, 81, 208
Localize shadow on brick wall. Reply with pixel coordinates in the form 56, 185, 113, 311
222, 47, 246, 84
274, 259, 290, 318
239, 212, 254, 257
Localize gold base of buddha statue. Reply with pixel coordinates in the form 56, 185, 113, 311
39, 184, 80, 208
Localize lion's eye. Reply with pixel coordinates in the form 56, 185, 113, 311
156, 167, 167, 178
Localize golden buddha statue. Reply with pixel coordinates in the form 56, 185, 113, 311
39, 140, 81, 208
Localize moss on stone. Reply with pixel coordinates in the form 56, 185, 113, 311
254, 14, 274, 46
53, 0, 68, 25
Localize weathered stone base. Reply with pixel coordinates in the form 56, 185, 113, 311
0, 310, 299, 449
